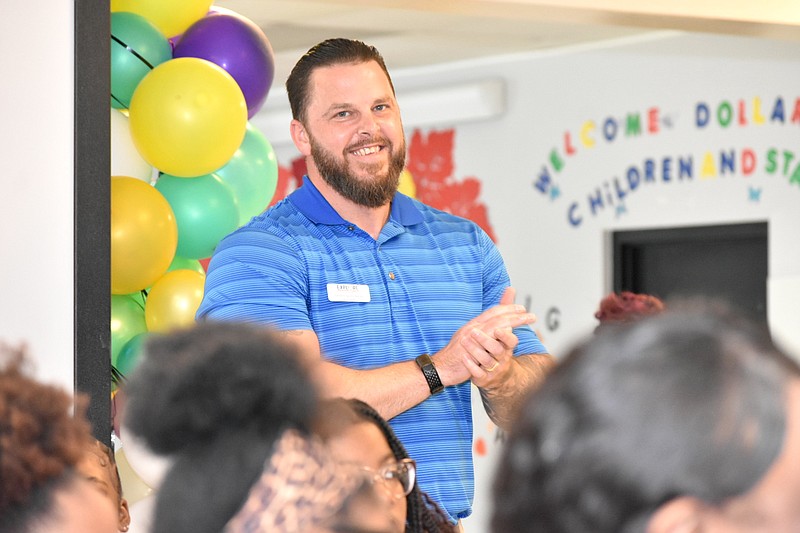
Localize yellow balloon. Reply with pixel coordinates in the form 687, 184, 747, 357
111, 177, 178, 294
398, 168, 417, 198
110, 0, 213, 38
145, 270, 206, 333
129, 58, 248, 177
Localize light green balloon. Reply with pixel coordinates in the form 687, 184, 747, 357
155, 173, 239, 260
111, 12, 171, 109
215, 122, 279, 226
111, 293, 147, 366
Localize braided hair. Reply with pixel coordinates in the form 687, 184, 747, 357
324, 398, 457, 533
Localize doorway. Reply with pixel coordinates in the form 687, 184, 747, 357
613, 222, 768, 320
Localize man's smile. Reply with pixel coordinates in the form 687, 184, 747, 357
350, 144, 384, 157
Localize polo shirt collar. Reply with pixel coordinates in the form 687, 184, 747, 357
289, 176, 424, 227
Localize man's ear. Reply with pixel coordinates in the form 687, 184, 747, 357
290, 119, 312, 156
647, 496, 705, 533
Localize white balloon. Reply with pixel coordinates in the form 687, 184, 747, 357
127, 495, 156, 533
115, 448, 155, 506
111, 108, 153, 182
119, 425, 172, 490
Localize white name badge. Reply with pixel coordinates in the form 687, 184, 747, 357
326, 283, 371, 303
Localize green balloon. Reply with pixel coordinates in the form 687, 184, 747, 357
128, 289, 148, 307
111, 12, 172, 109
111, 293, 147, 366
116, 332, 149, 378
155, 173, 239, 260
215, 122, 279, 226
167, 256, 206, 275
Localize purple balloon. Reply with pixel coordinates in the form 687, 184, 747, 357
173, 10, 275, 118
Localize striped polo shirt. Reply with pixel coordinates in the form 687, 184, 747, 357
196, 176, 547, 521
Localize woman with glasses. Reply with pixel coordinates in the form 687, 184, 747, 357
317, 398, 457, 533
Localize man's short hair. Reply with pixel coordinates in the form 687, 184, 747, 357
285, 38, 394, 123
492, 302, 800, 533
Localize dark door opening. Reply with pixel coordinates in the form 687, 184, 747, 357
613, 222, 768, 320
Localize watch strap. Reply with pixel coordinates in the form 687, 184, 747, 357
415, 353, 444, 395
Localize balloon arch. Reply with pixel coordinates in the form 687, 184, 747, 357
109, 1, 279, 521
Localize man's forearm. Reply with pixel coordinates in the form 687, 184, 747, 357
317, 359, 433, 421
479, 353, 555, 431
279, 329, 436, 421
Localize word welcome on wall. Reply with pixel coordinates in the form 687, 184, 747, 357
530, 95, 800, 227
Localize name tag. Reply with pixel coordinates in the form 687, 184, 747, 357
326, 283, 371, 303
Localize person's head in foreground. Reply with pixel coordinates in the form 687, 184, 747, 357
594, 291, 665, 333
492, 301, 800, 533
226, 427, 397, 533
0, 345, 118, 533
75, 439, 131, 532
316, 398, 457, 533
122, 321, 395, 533
286, 37, 406, 209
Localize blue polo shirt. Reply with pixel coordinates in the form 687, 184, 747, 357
197, 177, 547, 521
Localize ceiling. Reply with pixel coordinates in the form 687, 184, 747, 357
214, 0, 800, 91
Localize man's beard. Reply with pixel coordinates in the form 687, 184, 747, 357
310, 135, 406, 208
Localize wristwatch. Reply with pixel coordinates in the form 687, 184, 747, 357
415, 353, 444, 395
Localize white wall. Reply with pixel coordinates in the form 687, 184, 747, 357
0, 1, 74, 390
439, 32, 800, 533
433, 31, 800, 357
261, 31, 800, 533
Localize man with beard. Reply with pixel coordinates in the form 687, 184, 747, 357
196, 38, 553, 526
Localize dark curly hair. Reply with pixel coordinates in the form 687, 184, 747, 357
0, 344, 93, 531
493, 304, 799, 533
316, 398, 457, 533
122, 321, 320, 533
